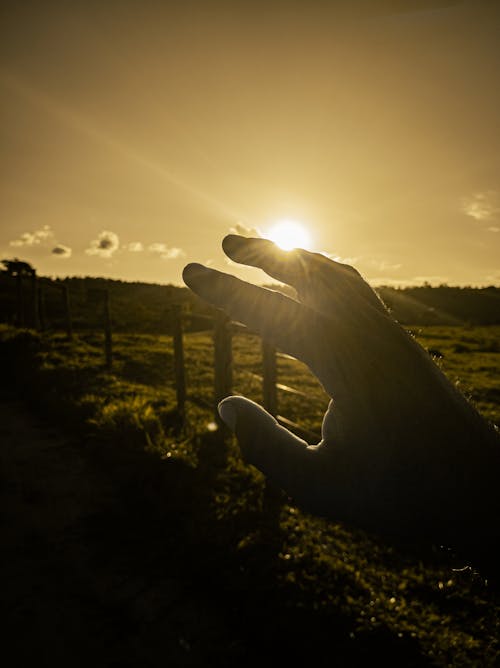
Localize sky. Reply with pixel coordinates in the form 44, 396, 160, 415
1, 0, 499, 287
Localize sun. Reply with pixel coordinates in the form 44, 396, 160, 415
264, 220, 312, 251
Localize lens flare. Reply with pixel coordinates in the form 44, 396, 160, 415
265, 220, 312, 251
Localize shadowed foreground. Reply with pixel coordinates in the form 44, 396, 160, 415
0, 399, 444, 667
0, 400, 233, 667
2, 322, 500, 666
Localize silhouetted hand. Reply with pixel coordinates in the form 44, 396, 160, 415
183, 235, 500, 555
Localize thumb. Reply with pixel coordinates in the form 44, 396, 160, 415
218, 396, 315, 501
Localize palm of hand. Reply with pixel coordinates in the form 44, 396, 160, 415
184, 235, 500, 551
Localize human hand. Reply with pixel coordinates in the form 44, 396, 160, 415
183, 235, 500, 554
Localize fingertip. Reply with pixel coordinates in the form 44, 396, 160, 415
218, 396, 279, 432
222, 234, 278, 266
222, 234, 247, 259
218, 397, 237, 431
182, 262, 210, 288
222, 233, 239, 246
218, 397, 312, 503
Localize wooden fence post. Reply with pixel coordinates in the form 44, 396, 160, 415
29, 274, 38, 329
171, 304, 186, 418
16, 274, 24, 327
213, 311, 233, 423
103, 289, 112, 369
62, 284, 73, 340
262, 341, 278, 417
37, 283, 46, 332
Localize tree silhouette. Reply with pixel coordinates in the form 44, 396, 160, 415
1, 258, 36, 277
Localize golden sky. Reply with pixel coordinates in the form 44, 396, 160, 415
1, 0, 499, 286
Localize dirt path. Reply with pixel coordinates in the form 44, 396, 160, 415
0, 400, 230, 668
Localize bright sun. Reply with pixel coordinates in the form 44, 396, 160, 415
264, 220, 312, 251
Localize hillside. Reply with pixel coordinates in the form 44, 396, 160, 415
1, 272, 500, 333
378, 285, 500, 326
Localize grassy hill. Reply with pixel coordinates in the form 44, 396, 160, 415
378, 285, 500, 326
1, 272, 500, 334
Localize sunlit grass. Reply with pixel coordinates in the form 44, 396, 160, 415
411, 325, 500, 425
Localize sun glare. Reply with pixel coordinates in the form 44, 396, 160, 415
265, 220, 312, 251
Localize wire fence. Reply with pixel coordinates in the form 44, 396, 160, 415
171, 305, 321, 441
3, 274, 323, 441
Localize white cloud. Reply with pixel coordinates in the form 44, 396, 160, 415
229, 222, 262, 238
148, 242, 168, 254
161, 247, 185, 260
10, 225, 54, 247
368, 259, 403, 272
51, 244, 72, 258
86, 230, 120, 258
148, 243, 186, 260
326, 253, 360, 266
10, 234, 35, 247
487, 226, 500, 233
126, 242, 144, 252
462, 191, 500, 221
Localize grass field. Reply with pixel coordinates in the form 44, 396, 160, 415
47, 323, 499, 434
2, 323, 500, 665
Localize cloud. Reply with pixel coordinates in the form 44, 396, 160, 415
51, 244, 72, 258
10, 225, 54, 247
488, 226, 500, 233
148, 242, 168, 254
161, 247, 185, 260
368, 259, 403, 272
126, 242, 144, 252
229, 222, 262, 238
321, 250, 361, 266
328, 254, 360, 267
370, 275, 450, 287
462, 191, 500, 222
148, 243, 186, 260
86, 230, 120, 258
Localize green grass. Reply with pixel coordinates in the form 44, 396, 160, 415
410, 325, 500, 426
1, 323, 500, 665
21, 323, 499, 435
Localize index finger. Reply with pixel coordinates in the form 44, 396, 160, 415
222, 234, 324, 289
222, 235, 387, 316
182, 263, 324, 366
